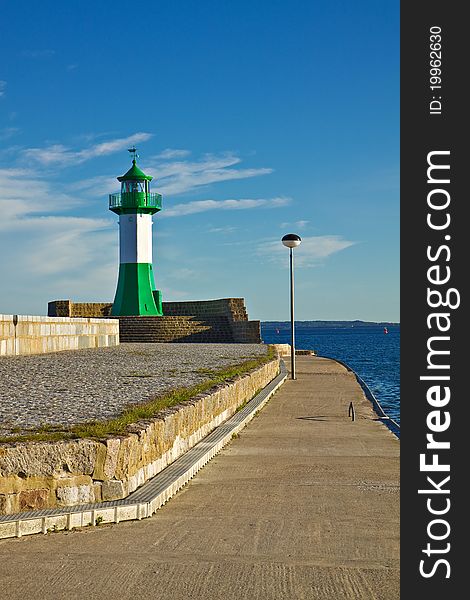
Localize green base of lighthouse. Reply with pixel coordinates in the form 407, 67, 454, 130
111, 263, 163, 316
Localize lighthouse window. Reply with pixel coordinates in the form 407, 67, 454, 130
121, 181, 146, 193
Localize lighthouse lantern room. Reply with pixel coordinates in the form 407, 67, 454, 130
109, 149, 163, 316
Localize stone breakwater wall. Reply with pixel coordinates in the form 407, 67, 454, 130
48, 300, 113, 318
0, 357, 279, 515
164, 299, 261, 343
0, 315, 119, 357
49, 298, 251, 321
48, 298, 261, 344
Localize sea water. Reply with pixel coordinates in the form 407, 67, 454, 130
261, 324, 400, 424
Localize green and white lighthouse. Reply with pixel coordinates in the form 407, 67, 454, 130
109, 149, 163, 316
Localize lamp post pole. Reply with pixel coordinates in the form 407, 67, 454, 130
289, 246, 296, 379
282, 234, 302, 380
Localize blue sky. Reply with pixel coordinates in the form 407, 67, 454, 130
0, 0, 399, 321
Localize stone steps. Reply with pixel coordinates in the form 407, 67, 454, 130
118, 316, 236, 343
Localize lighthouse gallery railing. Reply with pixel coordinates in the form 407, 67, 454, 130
109, 192, 162, 211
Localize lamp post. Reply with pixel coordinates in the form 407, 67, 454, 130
282, 234, 302, 379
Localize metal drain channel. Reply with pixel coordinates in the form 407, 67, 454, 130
0, 362, 287, 539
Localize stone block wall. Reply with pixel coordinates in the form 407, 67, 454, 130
48, 298, 262, 343
231, 320, 262, 343
271, 344, 292, 356
0, 315, 119, 357
48, 300, 113, 318
162, 298, 249, 321
270, 344, 316, 357
0, 357, 279, 514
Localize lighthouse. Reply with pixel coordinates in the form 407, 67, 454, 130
109, 149, 163, 316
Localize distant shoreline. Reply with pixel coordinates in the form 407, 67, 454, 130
261, 320, 400, 328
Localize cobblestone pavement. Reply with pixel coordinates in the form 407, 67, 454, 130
0, 343, 267, 436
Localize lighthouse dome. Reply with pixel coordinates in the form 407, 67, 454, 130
117, 159, 153, 182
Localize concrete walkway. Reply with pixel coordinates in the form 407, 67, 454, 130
0, 356, 399, 599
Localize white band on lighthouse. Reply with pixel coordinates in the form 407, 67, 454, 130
119, 213, 153, 264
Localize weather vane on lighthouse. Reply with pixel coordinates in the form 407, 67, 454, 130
109, 151, 163, 316
127, 146, 139, 161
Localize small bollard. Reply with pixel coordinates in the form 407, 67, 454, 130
348, 402, 355, 422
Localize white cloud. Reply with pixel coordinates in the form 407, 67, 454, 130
67, 175, 117, 194
0, 222, 116, 313
280, 220, 309, 230
148, 153, 273, 196
0, 167, 114, 296
88, 134, 153, 158
208, 226, 237, 233
152, 153, 241, 177
258, 235, 356, 267
0, 168, 83, 229
67, 151, 274, 199
155, 148, 191, 159
162, 197, 291, 218
25, 222, 114, 276
22, 143, 70, 165
0, 81, 6, 97
160, 166, 273, 196
22, 132, 153, 166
